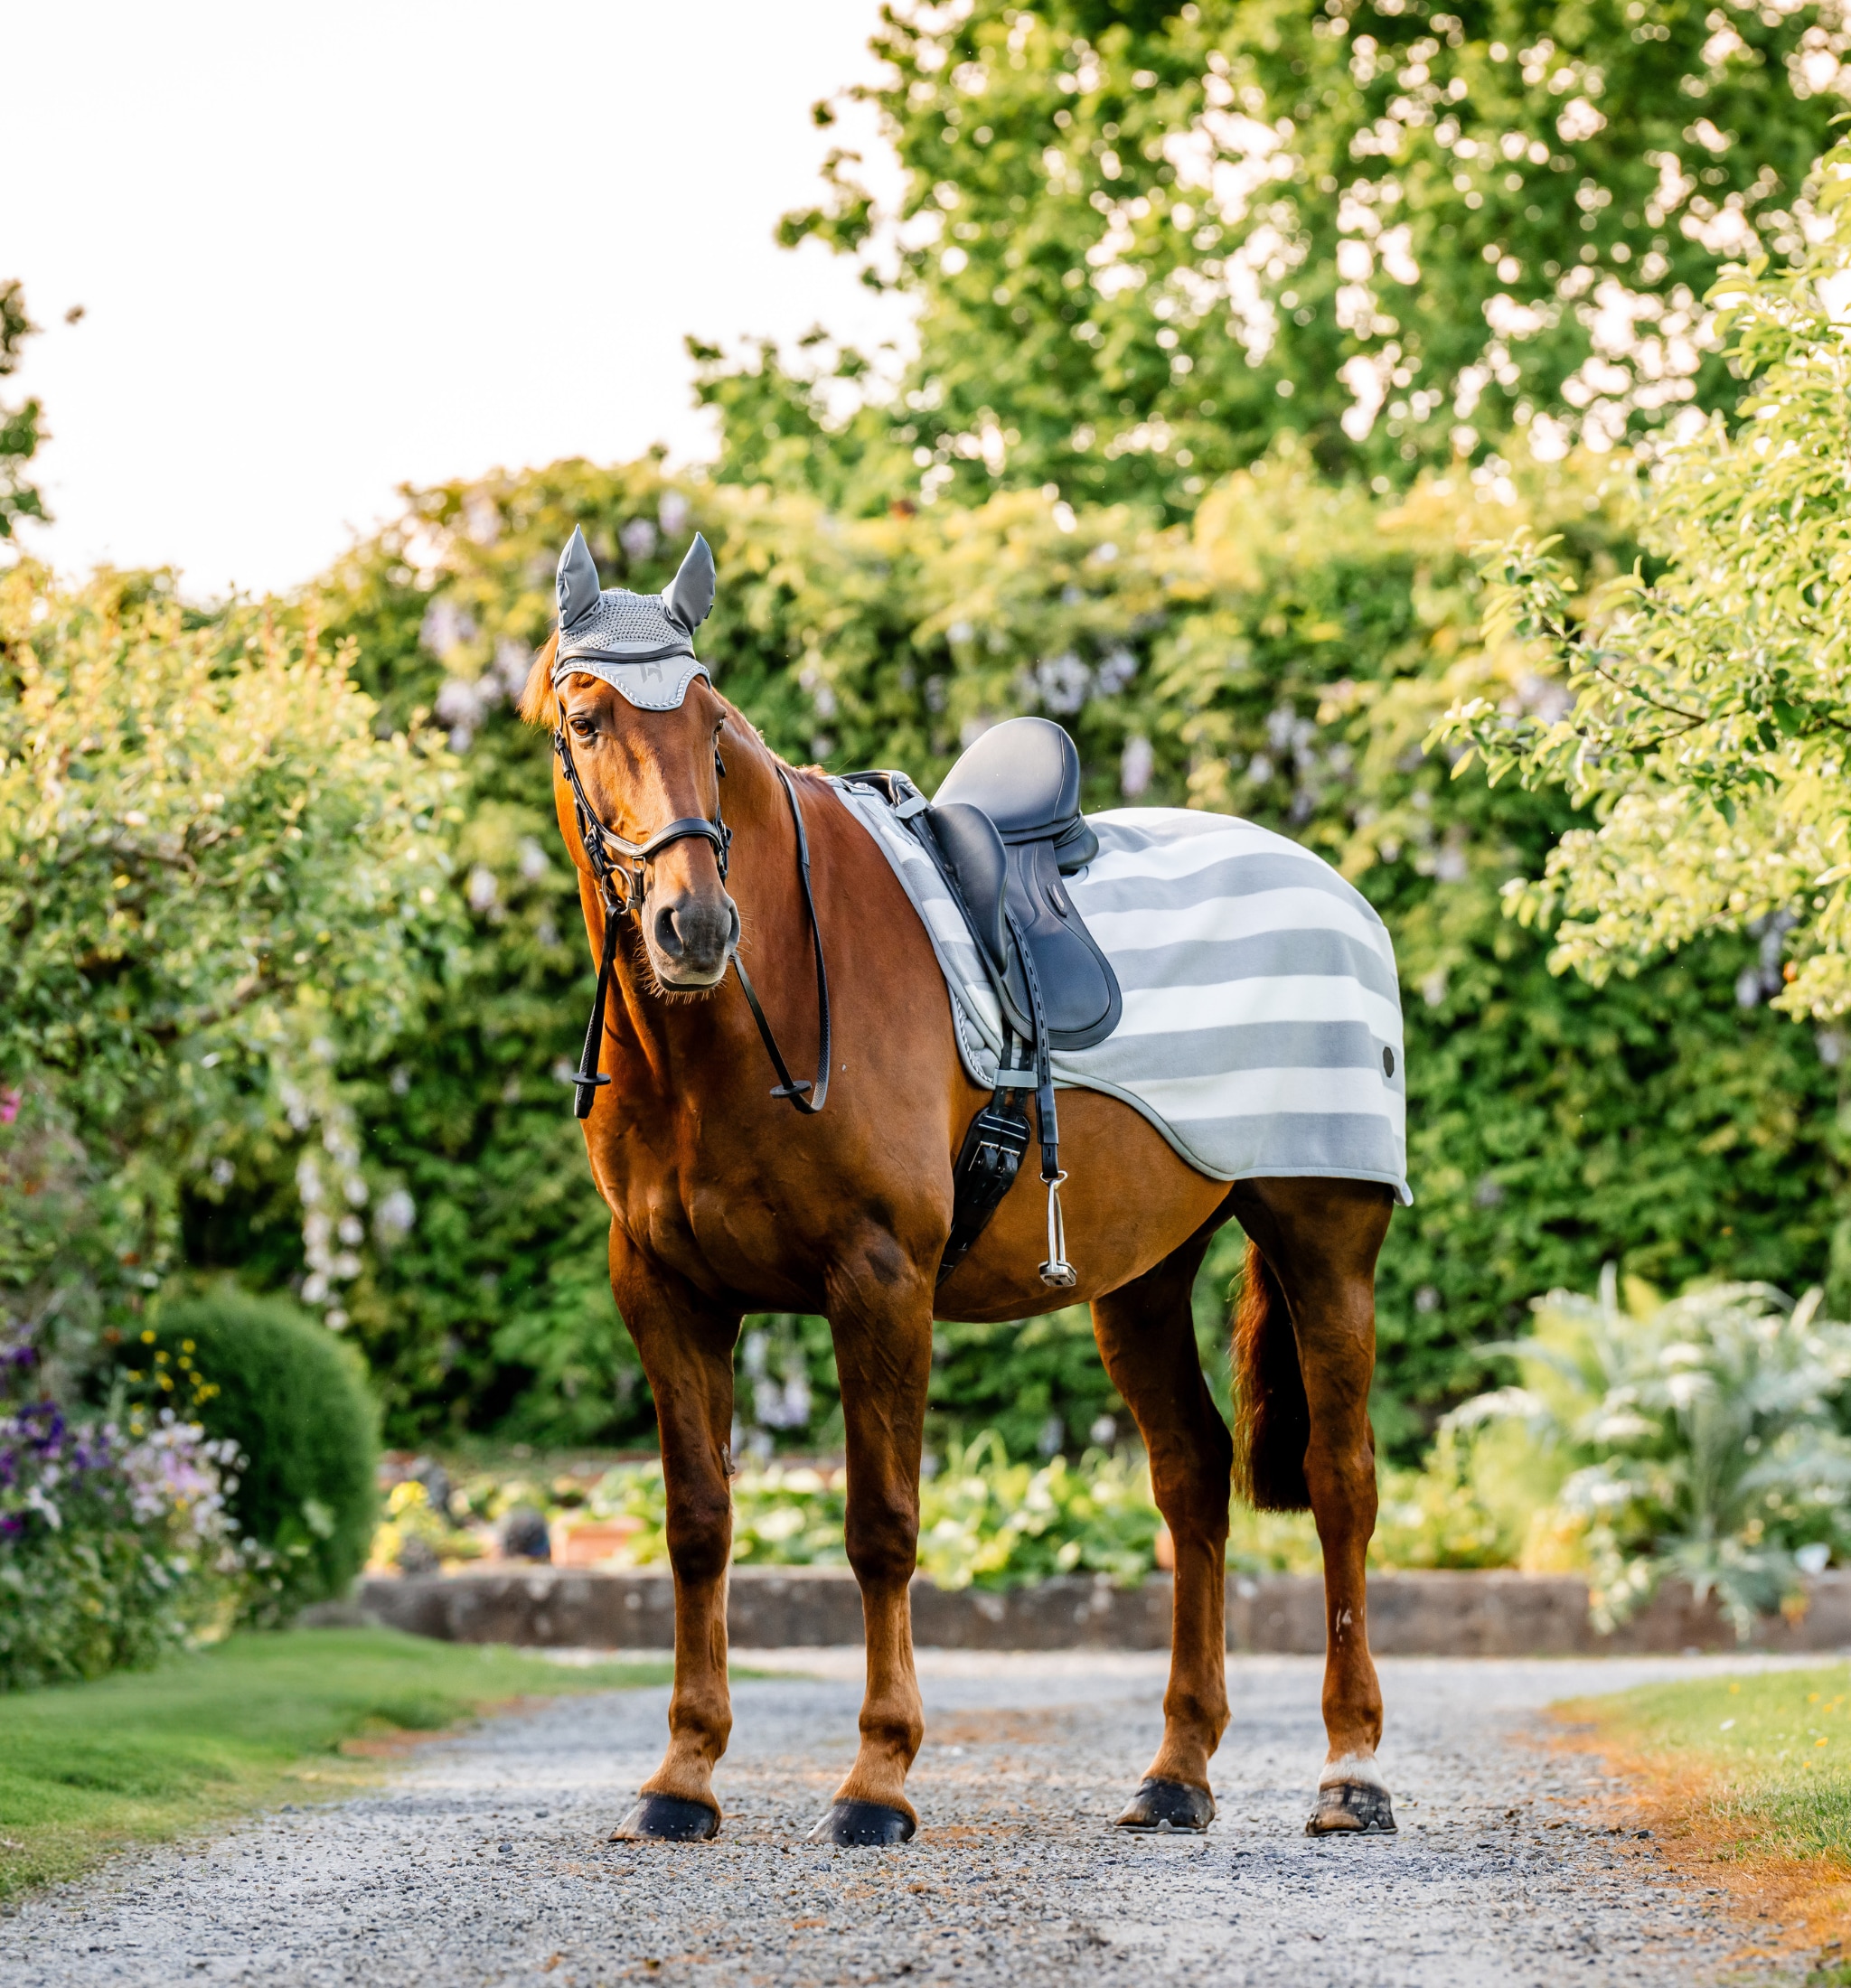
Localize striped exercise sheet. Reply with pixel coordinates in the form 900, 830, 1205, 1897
832, 787, 1411, 1205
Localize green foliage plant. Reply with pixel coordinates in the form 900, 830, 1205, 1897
1452, 1266, 1851, 1635
124, 1289, 381, 1614
721, 0, 1846, 515
423, 1437, 1535, 1589
1438, 137, 1851, 1020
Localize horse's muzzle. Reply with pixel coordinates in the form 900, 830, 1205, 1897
648, 889, 739, 989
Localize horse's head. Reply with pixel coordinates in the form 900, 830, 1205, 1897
523, 527, 738, 990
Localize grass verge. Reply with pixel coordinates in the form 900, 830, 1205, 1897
0, 1627, 670, 1905
1555, 1663, 1851, 1968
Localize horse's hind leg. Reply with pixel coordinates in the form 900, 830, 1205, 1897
1092, 1216, 1236, 1833
605, 1238, 740, 1843
1230, 1177, 1395, 1836
809, 1242, 936, 1847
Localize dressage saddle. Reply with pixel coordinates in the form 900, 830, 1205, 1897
929, 718, 1121, 1052
843, 717, 1123, 1287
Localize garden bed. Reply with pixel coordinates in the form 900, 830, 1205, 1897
351, 1565, 1851, 1656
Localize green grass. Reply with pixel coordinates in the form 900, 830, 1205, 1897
1567, 1663, 1851, 1869
0, 1627, 670, 1902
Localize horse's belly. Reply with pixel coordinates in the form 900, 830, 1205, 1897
934, 1087, 1228, 1322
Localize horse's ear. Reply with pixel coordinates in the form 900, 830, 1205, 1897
556, 526, 602, 629
667, 531, 716, 631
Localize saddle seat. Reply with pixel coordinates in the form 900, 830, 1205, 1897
926, 717, 1121, 1053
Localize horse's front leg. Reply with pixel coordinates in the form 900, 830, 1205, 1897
809, 1240, 935, 1846
606, 1235, 741, 1843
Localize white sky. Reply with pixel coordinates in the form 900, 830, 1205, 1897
6, 1, 908, 597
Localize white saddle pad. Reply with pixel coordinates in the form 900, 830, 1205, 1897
833, 789, 1411, 1205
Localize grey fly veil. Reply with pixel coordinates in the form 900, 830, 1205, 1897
551, 525, 717, 711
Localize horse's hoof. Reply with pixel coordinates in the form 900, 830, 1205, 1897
1114, 1777, 1216, 1833
1305, 1780, 1396, 1835
806, 1798, 916, 1847
609, 1793, 720, 1843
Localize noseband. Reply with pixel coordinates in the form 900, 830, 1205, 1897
552, 720, 832, 1122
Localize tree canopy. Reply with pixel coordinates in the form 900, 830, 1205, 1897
1440, 136, 1851, 1019
709, 0, 1848, 517
1, 282, 46, 543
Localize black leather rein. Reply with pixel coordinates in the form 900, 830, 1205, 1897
552, 723, 831, 1121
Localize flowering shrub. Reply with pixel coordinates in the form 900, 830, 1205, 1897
0, 1399, 244, 1691
0, 1113, 256, 1691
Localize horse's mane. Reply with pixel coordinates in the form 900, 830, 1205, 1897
517, 632, 565, 728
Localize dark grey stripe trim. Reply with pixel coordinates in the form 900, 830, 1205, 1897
1076, 850, 1379, 923
1075, 1017, 1400, 1078
1108, 929, 1401, 1004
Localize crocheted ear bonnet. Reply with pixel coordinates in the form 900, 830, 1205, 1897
550, 525, 716, 710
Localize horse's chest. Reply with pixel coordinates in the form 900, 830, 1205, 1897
602, 1132, 818, 1291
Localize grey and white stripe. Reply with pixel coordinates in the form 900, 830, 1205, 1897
833, 788, 1411, 1205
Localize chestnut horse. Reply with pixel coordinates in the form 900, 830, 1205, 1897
521, 644, 1396, 1845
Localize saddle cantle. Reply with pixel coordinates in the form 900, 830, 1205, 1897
926, 718, 1121, 1053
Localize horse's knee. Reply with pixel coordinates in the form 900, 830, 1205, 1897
664, 1487, 732, 1585
843, 1490, 919, 1589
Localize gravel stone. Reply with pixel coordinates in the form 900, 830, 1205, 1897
1, 1650, 1816, 1985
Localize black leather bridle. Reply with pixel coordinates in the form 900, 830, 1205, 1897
552, 717, 831, 1122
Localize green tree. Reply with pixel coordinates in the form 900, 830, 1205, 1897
718, 0, 1846, 515
1, 281, 46, 542
1438, 138, 1851, 1019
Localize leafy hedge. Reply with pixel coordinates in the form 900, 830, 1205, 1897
162, 442, 1846, 1459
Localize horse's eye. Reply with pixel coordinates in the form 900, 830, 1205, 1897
571, 716, 597, 739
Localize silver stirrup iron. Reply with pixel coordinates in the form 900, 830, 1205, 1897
1039, 1171, 1076, 1289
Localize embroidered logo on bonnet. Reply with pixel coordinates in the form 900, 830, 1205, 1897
551, 524, 717, 712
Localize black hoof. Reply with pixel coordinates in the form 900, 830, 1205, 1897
806, 1798, 916, 1847
1114, 1777, 1216, 1833
609, 1793, 720, 1843
1305, 1781, 1396, 1835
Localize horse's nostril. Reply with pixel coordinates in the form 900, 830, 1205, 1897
653, 903, 684, 959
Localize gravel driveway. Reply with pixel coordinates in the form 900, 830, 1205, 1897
0, 1649, 1808, 1987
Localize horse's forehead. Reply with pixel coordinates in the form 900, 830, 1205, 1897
563, 652, 712, 713
566, 679, 714, 768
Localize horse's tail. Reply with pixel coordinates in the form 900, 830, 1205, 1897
1231, 1239, 1311, 1511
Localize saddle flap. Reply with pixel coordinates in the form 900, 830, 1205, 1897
1007, 841, 1121, 1051
926, 802, 1010, 977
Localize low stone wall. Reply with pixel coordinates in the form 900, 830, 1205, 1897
350, 1564, 1851, 1657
